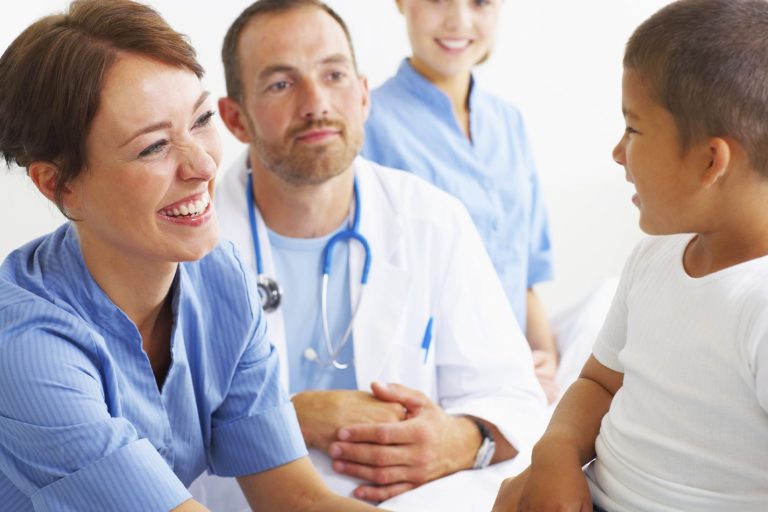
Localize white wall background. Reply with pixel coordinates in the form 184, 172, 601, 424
0, 0, 670, 313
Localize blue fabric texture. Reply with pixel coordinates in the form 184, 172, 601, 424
0, 223, 307, 511
363, 59, 554, 329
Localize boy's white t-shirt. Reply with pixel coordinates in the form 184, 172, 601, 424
586, 234, 768, 512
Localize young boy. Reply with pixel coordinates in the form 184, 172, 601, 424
491, 0, 768, 510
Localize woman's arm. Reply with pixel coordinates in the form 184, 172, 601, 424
237, 457, 385, 511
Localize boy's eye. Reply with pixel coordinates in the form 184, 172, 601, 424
625, 126, 639, 135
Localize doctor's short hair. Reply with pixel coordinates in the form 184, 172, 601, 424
625, 0, 768, 176
222, 0, 359, 103
0, 0, 203, 217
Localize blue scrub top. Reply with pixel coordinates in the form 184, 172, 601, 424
0, 224, 307, 511
363, 59, 554, 330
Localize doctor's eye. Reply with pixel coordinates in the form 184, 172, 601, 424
267, 80, 292, 92
624, 126, 639, 136
193, 110, 215, 129
138, 139, 169, 159
328, 70, 347, 82
473, 0, 494, 6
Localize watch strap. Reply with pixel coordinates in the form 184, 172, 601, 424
471, 419, 496, 469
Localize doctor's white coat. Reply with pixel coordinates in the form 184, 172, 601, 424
216, 154, 547, 453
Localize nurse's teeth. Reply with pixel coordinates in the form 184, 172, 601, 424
438, 38, 470, 50
163, 194, 211, 217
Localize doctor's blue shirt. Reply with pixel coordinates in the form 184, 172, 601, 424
0, 224, 306, 511
363, 59, 554, 330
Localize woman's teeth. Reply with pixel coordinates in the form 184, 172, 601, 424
161, 194, 210, 217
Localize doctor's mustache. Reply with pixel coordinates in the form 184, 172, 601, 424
288, 118, 347, 138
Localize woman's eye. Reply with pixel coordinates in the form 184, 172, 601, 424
138, 140, 168, 158
194, 110, 215, 129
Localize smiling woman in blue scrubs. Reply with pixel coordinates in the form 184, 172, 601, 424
0, 1, 383, 511
362, 0, 558, 402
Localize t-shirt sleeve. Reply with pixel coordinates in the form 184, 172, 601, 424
0, 304, 189, 511
207, 249, 307, 477
590, 243, 646, 372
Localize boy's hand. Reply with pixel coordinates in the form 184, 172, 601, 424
514, 463, 593, 511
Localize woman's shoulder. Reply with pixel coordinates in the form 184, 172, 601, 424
180, 241, 259, 315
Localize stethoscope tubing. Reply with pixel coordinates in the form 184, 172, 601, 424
246, 171, 371, 368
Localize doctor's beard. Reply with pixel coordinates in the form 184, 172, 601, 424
252, 118, 363, 186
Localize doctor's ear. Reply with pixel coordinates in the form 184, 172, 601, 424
218, 97, 252, 144
359, 74, 371, 120
701, 137, 731, 188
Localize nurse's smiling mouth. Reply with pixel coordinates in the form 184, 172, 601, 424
159, 191, 213, 223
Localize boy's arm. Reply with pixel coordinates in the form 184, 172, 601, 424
492, 355, 623, 512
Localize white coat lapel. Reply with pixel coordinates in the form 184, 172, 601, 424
349, 159, 413, 387
217, 153, 290, 391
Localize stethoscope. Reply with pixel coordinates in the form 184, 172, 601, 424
246, 172, 372, 369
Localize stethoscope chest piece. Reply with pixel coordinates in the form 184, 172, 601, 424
256, 274, 282, 313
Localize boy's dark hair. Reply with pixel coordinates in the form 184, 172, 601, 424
625, 0, 768, 176
222, 0, 358, 103
0, 0, 203, 217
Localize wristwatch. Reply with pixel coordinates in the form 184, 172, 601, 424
471, 419, 496, 469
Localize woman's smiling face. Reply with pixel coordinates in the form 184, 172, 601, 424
68, 53, 222, 267
397, 0, 501, 81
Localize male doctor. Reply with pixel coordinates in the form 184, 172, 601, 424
206, 0, 547, 505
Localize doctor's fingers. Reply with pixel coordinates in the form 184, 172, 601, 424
337, 416, 433, 445
329, 439, 432, 469
370, 381, 427, 414
332, 454, 433, 487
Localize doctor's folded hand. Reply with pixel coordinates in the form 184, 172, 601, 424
291, 386, 418, 453
305, 382, 482, 503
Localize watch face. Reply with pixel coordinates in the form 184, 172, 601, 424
473, 437, 496, 469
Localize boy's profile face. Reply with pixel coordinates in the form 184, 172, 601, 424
613, 68, 712, 235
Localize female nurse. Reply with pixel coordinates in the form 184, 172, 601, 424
0, 1, 382, 511
362, 0, 558, 402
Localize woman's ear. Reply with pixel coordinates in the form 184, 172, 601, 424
28, 161, 61, 203
701, 137, 731, 188
28, 161, 78, 214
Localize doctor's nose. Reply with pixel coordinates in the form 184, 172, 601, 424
299, 80, 330, 120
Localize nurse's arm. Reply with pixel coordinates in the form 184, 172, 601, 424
526, 288, 559, 404
172, 499, 209, 511
237, 457, 385, 511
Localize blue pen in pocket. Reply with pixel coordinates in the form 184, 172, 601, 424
421, 316, 434, 364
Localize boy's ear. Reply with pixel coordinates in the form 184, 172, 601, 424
701, 137, 731, 188
218, 97, 253, 144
